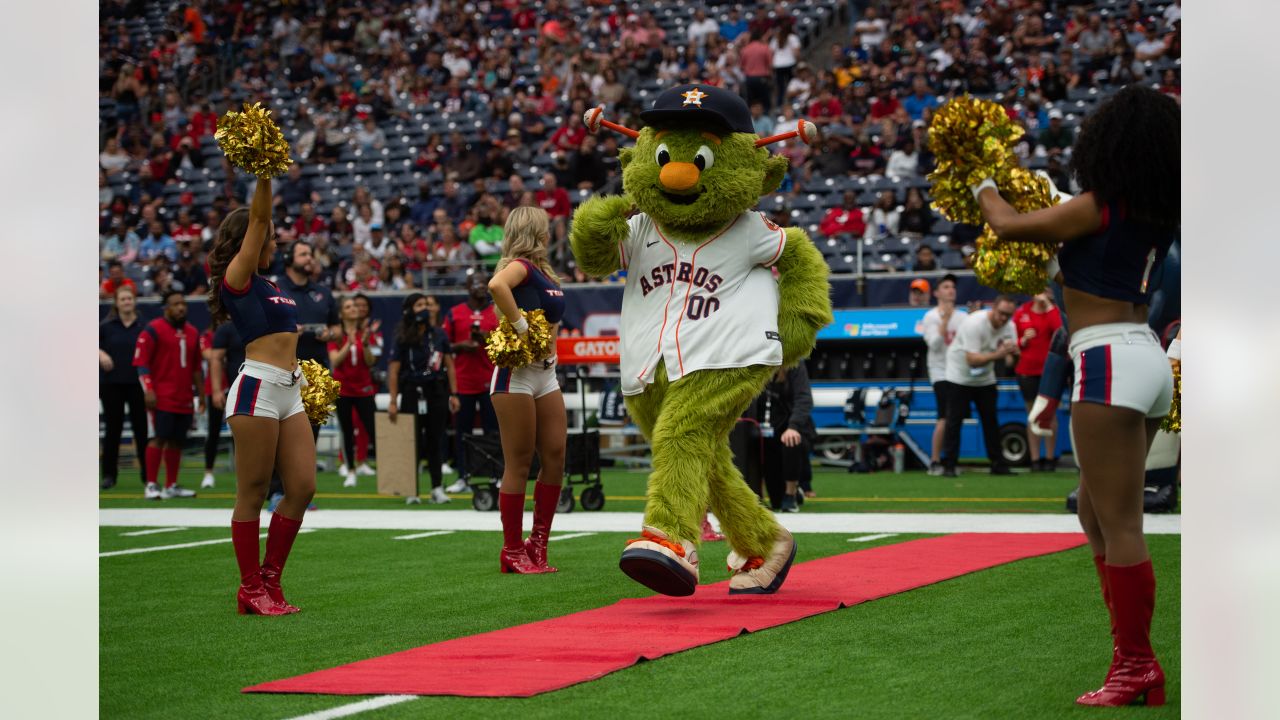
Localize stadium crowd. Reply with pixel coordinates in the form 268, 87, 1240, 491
98, 0, 1181, 299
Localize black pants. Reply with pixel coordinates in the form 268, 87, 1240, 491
942, 383, 1005, 471
763, 435, 810, 510
453, 392, 498, 479
745, 76, 772, 113
336, 396, 376, 469
402, 383, 450, 489
101, 382, 148, 484
773, 65, 794, 108
204, 399, 224, 470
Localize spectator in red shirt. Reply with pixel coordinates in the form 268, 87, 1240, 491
541, 113, 588, 155
441, 273, 500, 491
869, 87, 901, 120
100, 260, 138, 299
535, 171, 571, 264
133, 290, 203, 499
807, 86, 845, 126
1013, 288, 1064, 471
739, 30, 774, 112
292, 202, 328, 242
818, 190, 868, 238
171, 208, 203, 251
329, 296, 379, 486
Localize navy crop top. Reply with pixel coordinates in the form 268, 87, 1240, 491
221, 274, 299, 344
1058, 201, 1175, 305
510, 259, 566, 324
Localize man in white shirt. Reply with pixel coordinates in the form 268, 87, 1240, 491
687, 8, 720, 49
920, 274, 967, 475
941, 295, 1020, 477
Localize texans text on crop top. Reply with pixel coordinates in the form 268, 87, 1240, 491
1058, 200, 1175, 305
509, 259, 566, 323
221, 274, 299, 344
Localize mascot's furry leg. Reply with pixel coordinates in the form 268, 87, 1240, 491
620, 363, 794, 596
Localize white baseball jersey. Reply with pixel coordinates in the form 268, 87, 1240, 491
618, 210, 786, 396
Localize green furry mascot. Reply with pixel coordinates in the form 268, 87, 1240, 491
569, 85, 833, 596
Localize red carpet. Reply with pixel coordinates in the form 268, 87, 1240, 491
245, 532, 1085, 697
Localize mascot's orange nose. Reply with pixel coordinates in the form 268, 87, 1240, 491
659, 162, 700, 192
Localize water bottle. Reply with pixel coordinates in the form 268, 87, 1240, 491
892, 443, 905, 474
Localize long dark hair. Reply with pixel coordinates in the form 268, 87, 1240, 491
394, 292, 428, 348
1069, 85, 1180, 231
206, 208, 251, 325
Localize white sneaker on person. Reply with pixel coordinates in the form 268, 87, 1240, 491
445, 478, 471, 494
160, 484, 197, 499
429, 486, 451, 504
441, 463, 455, 475
342, 475, 358, 488
201, 472, 216, 489
337, 464, 351, 478
927, 462, 944, 476
355, 463, 376, 476
145, 482, 162, 500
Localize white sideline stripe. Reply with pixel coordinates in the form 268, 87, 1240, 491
119, 527, 188, 537
548, 532, 597, 542
848, 533, 898, 543
281, 695, 417, 720
100, 529, 316, 557
392, 530, 455, 541
100, 509, 1182, 535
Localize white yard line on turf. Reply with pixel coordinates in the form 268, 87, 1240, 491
392, 530, 455, 541
848, 533, 898, 543
280, 695, 417, 720
100, 529, 315, 557
119, 527, 189, 537
548, 532, 597, 542
100, 509, 1182, 535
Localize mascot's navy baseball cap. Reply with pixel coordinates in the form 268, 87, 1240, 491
640, 84, 755, 134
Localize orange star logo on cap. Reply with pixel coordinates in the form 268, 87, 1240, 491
681, 88, 708, 106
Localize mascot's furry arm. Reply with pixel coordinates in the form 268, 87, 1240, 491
568, 193, 632, 278
775, 228, 833, 368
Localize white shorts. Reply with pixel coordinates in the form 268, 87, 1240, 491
490, 356, 560, 398
227, 359, 306, 420
1069, 323, 1173, 418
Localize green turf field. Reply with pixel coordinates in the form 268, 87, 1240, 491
100, 528, 1179, 719
100, 460, 1095, 513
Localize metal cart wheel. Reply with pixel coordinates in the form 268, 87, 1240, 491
580, 486, 605, 511
472, 486, 497, 512
556, 485, 576, 514
999, 423, 1029, 466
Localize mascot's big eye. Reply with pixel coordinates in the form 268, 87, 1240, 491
694, 145, 715, 171
655, 143, 671, 166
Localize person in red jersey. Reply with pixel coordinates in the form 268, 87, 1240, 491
328, 296, 379, 487
200, 323, 228, 489
1013, 287, 1064, 471
441, 272, 500, 493
133, 289, 203, 500
206, 173, 315, 616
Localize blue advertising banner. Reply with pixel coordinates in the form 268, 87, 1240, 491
817, 308, 930, 340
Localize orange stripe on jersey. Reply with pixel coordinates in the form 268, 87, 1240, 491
668, 216, 739, 375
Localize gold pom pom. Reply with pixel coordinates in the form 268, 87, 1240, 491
215, 102, 293, 178
486, 310, 555, 369
298, 359, 341, 425
1161, 360, 1181, 433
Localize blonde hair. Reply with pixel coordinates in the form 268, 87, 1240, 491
495, 206, 560, 284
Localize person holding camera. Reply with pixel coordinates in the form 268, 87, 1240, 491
441, 273, 500, 493
941, 295, 1020, 477
329, 296, 379, 487
388, 293, 461, 504
743, 363, 816, 513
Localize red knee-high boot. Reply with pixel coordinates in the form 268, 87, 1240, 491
1093, 554, 1119, 670
499, 492, 544, 574
232, 519, 286, 615
1077, 560, 1165, 706
261, 513, 303, 614
524, 482, 561, 572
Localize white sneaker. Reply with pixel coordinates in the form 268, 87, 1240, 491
144, 482, 162, 500
429, 486, 451, 504
200, 472, 216, 489
441, 463, 455, 475
337, 464, 351, 478
342, 475, 357, 488
445, 478, 471, 494
160, 484, 197, 499
355, 463, 376, 476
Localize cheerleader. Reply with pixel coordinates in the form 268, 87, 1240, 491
972, 85, 1179, 706
206, 176, 315, 616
